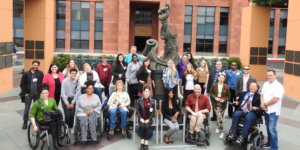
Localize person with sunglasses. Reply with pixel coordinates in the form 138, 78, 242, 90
225, 62, 243, 118
235, 65, 257, 96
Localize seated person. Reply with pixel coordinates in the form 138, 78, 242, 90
162, 89, 181, 144
30, 84, 63, 149
76, 80, 102, 142
228, 82, 261, 144
135, 86, 155, 150
107, 80, 131, 136
185, 84, 211, 141
79, 63, 104, 101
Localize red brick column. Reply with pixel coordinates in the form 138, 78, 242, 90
272, 8, 280, 58
89, 1, 95, 53
191, 6, 197, 56
65, 0, 71, 52
103, 0, 118, 54
118, 0, 130, 54
213, 7, 220, 56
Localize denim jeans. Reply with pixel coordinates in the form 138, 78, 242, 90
230, 110, 257, 138
109, 108, 127, 129
265, 112, 279, 150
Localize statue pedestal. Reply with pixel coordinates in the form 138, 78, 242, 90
152, 70, 165, 101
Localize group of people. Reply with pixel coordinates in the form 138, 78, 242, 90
20, 46, 284, 150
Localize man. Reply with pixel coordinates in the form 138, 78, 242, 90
61, 68, 81, 131
261, 70, 284, 150
207, 60, 225, 121
96, 55, 112, 97
185, 84, 211, 141
79, 63, 104, 102
124, 46, 142, 64
226, 62, 243, 118
235, 65, 257, 96
20, 60, 44, 129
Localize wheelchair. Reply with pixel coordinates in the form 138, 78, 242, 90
184, 113, 211, 147
73, 115, 103, 145
223, 113, 264, 150
27, 121, 71, 150
103, 106, 133, 140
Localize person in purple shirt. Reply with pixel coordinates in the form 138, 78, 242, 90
177, 54, 189, 79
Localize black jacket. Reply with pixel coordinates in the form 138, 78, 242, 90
110, 62, 127, 84
207, 69, 225, 94
136, 67, 152, 92
237, 92, 262, 116
135, 97, 155, 124
162, 99, 181, 121
20, 69, 44, 95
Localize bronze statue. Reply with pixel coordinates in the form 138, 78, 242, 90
143, 3, 180, 71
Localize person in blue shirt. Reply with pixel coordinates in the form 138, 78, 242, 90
124, 46, 143, 64
226, 62, 243, 118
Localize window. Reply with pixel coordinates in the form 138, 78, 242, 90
196, 7, 215, 55
135, 9, 152, 25
278, 9, 287, 57
13, 0, 24, 48
219, 7, 229, 56
95, 2, 103, 53
71, 2, 90, 52
268, 9, 275, 55
184, 6, 192, 52
56, 0, 66, 51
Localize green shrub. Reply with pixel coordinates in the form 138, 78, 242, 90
53, 54, 72, 72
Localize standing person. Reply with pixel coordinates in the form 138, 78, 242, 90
185, 84, 211, 141
126, 54, 142, 106
111, 54, 127, 85
260, 70, 284, 150
226, 62, 243, 118
207, 60, 225, 121
96, 55, 112, 97
136, 58, 154, 97
43, 63, 64, 106
20, 60, 44, 129
124, 46, 143, 64
61, 68, 81, 130
135, 86, 155, 150
107, 80, 131, 137
62, 59, 79, 78
162, 59, 179, 99
13, 44, 18, 60
186, 52, 197, 69
210, 73, 230, 139
162, 89, 181, 144
79, 63, 104, 101
235, 65, 257, 96
177, 54, 189, 79
181, 63, 198, 106
196, 60, 210, 94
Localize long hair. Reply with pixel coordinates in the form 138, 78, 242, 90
115, 53, 125, 65
48, 63, 58, 74
200, 60, 209, 73
184, 63, 197, 77
187, 52, 196, 68
114, 80, 125, 91
167, 59, 177, 77
65, 59, 79, 73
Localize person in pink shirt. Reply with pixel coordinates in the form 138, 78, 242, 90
43, 63, 64, 106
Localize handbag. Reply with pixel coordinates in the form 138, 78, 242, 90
38, 100, 63, 122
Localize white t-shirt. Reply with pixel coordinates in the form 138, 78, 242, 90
261, 80, 284, 115
185, 74, 194, 90
242, 75, 250, 92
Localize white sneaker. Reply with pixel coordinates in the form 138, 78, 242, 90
215, 128, 220, 133
219, 132, 224, 139
70, 128, 74, 134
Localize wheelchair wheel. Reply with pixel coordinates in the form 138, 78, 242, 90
223, 135, 228, 145
27, 123, 40, 149
58, 124, 70, 146
247, 143, 254, 150
253, 134, 263, 150
204, 125, 210, 139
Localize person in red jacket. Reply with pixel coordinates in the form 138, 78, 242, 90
96, 55, 112, 97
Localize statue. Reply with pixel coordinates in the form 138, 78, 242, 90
143, 3, 180, 71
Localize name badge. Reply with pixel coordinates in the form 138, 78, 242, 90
103, 68, 107, 72
150, 107, 153, 112
33, 78, 38, 82
124, 66, 126, 70
236, 72, 240, 76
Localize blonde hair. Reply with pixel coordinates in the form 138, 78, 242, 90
200, 60, 209, 73
65, 60, 79, 73
83, 63, 90, 69
115, 80, 125, 91
184, 63, 197, 77
167, 59, 177, 77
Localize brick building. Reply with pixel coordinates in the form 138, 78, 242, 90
13, 0, 287, 58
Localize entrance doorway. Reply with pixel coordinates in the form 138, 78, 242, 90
134, 36, 151, 52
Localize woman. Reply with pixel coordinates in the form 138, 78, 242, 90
107, 80, 131, 136
181, 63, 198, 106
162, 89, 181, 144
43, 63, 64, 106
136, 58, 154, 97
196, 60, 210, 94
210, 73, 230, 139
126, 54, 142, 106
177, 54, 189, 79
187, 52, 197, 69
111, 54, 127, 85
76, 80, 102, 142
62, 59, 79, 78
162, 59, 179, 99
135, 86, 155, 150
30, 84, 62, 149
